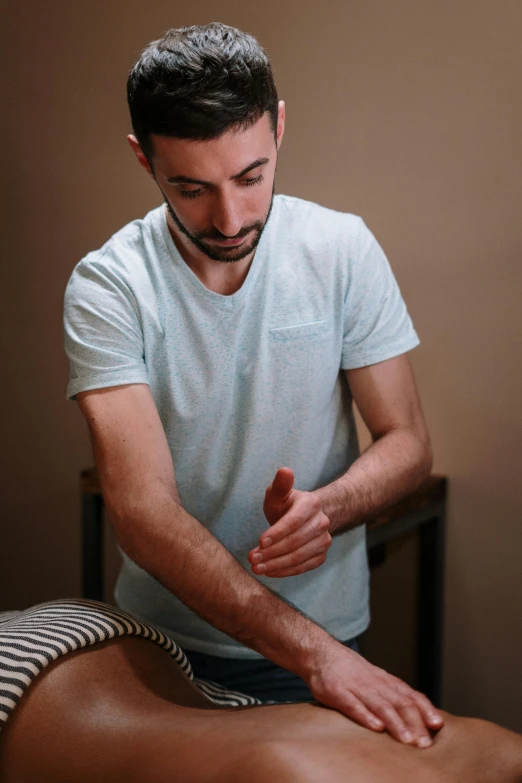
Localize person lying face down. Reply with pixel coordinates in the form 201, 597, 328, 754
1, 600, 521, 783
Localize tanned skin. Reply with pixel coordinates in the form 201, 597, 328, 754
1, 634, 521, 783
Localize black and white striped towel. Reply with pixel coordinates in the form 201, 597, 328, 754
0, 598, 260, 731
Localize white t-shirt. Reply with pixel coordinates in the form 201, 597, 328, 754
64, 194, 420, 658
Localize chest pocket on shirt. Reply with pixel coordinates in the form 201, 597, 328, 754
267, 319, 332, 378
269, 319, 329, 343
263, 319, 339, 416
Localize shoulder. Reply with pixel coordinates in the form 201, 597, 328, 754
274, 194, 364, 254
272, 194, 366, 278
65, 204, 164, 297
275, 193, 362, 232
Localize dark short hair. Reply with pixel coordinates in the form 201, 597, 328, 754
127, 22, 279, 165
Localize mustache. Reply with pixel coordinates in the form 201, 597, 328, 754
198, 225, 260, 242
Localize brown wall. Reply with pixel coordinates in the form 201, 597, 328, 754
2, 1, 521, 732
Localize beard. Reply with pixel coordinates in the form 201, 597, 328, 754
160, 183, 275, 263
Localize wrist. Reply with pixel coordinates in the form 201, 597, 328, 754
314, 480, 355, 535
291, 626, 340, 681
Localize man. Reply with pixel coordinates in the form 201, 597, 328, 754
64, 22, 442, 748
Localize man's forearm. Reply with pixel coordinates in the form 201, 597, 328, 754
110, 492, 331, 677
315, 426, 433, 535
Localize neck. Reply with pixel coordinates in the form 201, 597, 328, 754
165, 210, 255, 295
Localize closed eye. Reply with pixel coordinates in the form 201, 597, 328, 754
180, 175, 264, 200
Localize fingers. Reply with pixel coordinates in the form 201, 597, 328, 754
254, 552, 328, 578
408, 689, 444, 730
398, 703, 433, 748
333, 688, 436, 748
357, 680, 443, 747
259, 492, 324, 548
250, 532, 331, 576
362, 673, 442, 747
254, 506, 330, 556
388, 676, 444, 732
334, 692, 385, 733
310, 653, 443, 749
250, 513, 331, 576
311, 653, 442, 748
267, 467, 294, 501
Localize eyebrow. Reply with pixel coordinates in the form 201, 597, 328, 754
166, 157, 270, 186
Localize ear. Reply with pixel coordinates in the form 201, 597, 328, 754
127, 134, 155, 179
276, 100, 285, 151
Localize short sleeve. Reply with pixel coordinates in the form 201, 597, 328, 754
341, 218, 420, 369
63, 255, 149, 400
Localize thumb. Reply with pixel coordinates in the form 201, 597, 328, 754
268, 467, 295, 502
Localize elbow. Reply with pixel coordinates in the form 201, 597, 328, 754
105, 489, 183, 568
404, 420, 433, 487
104, 501, 142, 560
104, 490, 158, 562
106, 506, 159, 570
419, 433, 433, 483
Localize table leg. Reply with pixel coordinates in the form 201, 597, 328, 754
417, 505, 446, 707
81, 493, 104, 601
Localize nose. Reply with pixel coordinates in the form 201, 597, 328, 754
211, 191, 244, 238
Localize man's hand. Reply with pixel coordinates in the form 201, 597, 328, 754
306, 641, 444, 748
248, 467, 332, 578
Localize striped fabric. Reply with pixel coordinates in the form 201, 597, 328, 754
0, 598, 260, 731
